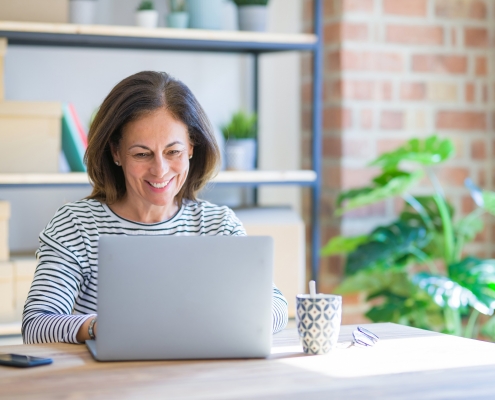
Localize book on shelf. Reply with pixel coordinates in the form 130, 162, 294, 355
61, 103, 87, 172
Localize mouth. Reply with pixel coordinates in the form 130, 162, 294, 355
146, 177, 173, 190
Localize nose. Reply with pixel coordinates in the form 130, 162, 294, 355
150, 154, 169, 177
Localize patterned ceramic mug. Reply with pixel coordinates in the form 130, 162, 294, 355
296, 294, 342, 355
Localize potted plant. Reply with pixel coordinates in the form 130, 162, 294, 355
186, 0, 223, 30
232, 0, 269, 32
221, 110, 257, 171
321, 135, 495, 339
69, 0, 97, 25
166, 0, 189, 29
136, 0, 159, 29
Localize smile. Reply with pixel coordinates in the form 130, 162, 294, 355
147, 179, 172, 189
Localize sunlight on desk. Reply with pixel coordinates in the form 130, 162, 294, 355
275, 329, 495, 378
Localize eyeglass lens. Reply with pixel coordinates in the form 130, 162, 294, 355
357, 326, 379, 342
352, 331, 375, 347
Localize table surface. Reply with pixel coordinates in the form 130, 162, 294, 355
1, 323, 495, 399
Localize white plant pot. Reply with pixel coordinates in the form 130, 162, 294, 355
225, 139, 256, 171
167, 12, 189, 29
136, 10, 159, 29
69, 0, 97, 25
238, 5, 268, 32
186, 0, 223, 30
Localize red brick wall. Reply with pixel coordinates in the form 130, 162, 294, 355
302, 0, 494, 324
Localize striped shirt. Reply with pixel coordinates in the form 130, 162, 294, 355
22, 198, 288, 344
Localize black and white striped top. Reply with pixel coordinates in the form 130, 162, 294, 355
22, 198, 288, 344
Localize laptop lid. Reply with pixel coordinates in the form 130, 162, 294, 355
93, 235, 273, 361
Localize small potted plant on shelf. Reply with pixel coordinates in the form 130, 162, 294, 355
136, 0, 159, 29
166, 0, 189, 29
69, 0, 98, 25
221, 110, 257, 171
232, 0, 270, 32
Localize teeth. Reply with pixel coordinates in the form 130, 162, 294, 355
149, 180, 170, 189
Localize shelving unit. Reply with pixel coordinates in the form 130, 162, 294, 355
0, 0, 323, 279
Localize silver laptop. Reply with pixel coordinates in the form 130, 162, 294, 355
86, 235, 273, 361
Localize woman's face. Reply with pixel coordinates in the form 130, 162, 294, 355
112, 108, 193, 213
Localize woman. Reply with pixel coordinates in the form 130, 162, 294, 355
22, 71, 288, 344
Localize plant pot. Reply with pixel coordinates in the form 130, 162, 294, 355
225, 139, 256, 171
186, 0, 223, 30
69, 0, 97, 25
237, 5, 268, 32
136, 10, 159, 28
167, 12, 189, 29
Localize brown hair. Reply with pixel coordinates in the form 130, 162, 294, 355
85, 71, 220, 205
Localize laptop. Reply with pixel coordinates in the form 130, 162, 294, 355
86, 235, 273, 361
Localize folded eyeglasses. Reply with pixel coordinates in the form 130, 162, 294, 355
352, 326, 379, 347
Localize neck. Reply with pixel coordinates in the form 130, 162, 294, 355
109, 196, 180, 223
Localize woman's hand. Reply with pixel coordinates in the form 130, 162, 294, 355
76, 316, 97, 343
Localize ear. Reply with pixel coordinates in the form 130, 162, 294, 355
110, 142, 119, 164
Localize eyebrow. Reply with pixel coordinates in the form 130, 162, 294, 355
128, 141, 185, 150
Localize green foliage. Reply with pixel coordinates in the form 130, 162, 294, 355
232, 0, 269, 6
336, 169, 423, 215
221, 110, 257, 140
370, 135, 455, 169
346, 221, 430, 275
138, 0, 154, 11
320, 235, 367, 257
323, 134, 495, 339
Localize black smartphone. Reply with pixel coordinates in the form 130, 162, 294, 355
0, 353, 53, 368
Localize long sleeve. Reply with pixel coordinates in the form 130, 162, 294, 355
22, 206, 95, 344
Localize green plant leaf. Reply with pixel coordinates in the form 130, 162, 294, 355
482, 191, 495, 216
345, 221, 430, 275
221, 110, 257, 140
448, 257, 495, 315
412, 272, 484, 312
336, 170, 423, 215
370, 135, 455, 169
400, 195, 454, 231
320, 235, 367, 256
335, 269, 411, 296
455, 216, 483, 245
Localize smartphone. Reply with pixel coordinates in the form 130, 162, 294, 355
0, 353, 53, 368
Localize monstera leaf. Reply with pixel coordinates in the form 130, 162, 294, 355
336, 170, 423, 215
346, 221, 430, 275
400, 195, 454, 231
412, 272, 491, 314
336, 269, 412, 297
448, 257, 495, 315
370, 135, 455, 169
320, 235, 367, 256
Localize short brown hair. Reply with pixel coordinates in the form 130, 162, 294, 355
85, 71, 220, 205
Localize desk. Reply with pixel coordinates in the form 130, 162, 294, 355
1, 323, 495, 399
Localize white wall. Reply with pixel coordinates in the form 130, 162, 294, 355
1, 0, 302, 252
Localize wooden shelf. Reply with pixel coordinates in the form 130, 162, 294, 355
0, 21, 317, 53
0, 170, 317, 188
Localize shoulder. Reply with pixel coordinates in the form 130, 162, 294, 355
43, 199, 105, 235
181, 200, 246, 236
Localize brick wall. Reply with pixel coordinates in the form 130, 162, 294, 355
302, 0, 494, 324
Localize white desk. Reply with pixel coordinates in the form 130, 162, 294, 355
1, 323, 494, 399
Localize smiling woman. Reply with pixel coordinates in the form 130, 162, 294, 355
21, 71, 288, 344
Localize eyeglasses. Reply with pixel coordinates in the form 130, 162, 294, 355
352, 326, 379, 347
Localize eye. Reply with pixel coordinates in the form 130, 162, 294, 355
168, 150, 182, 156
134, 153, 150, 158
